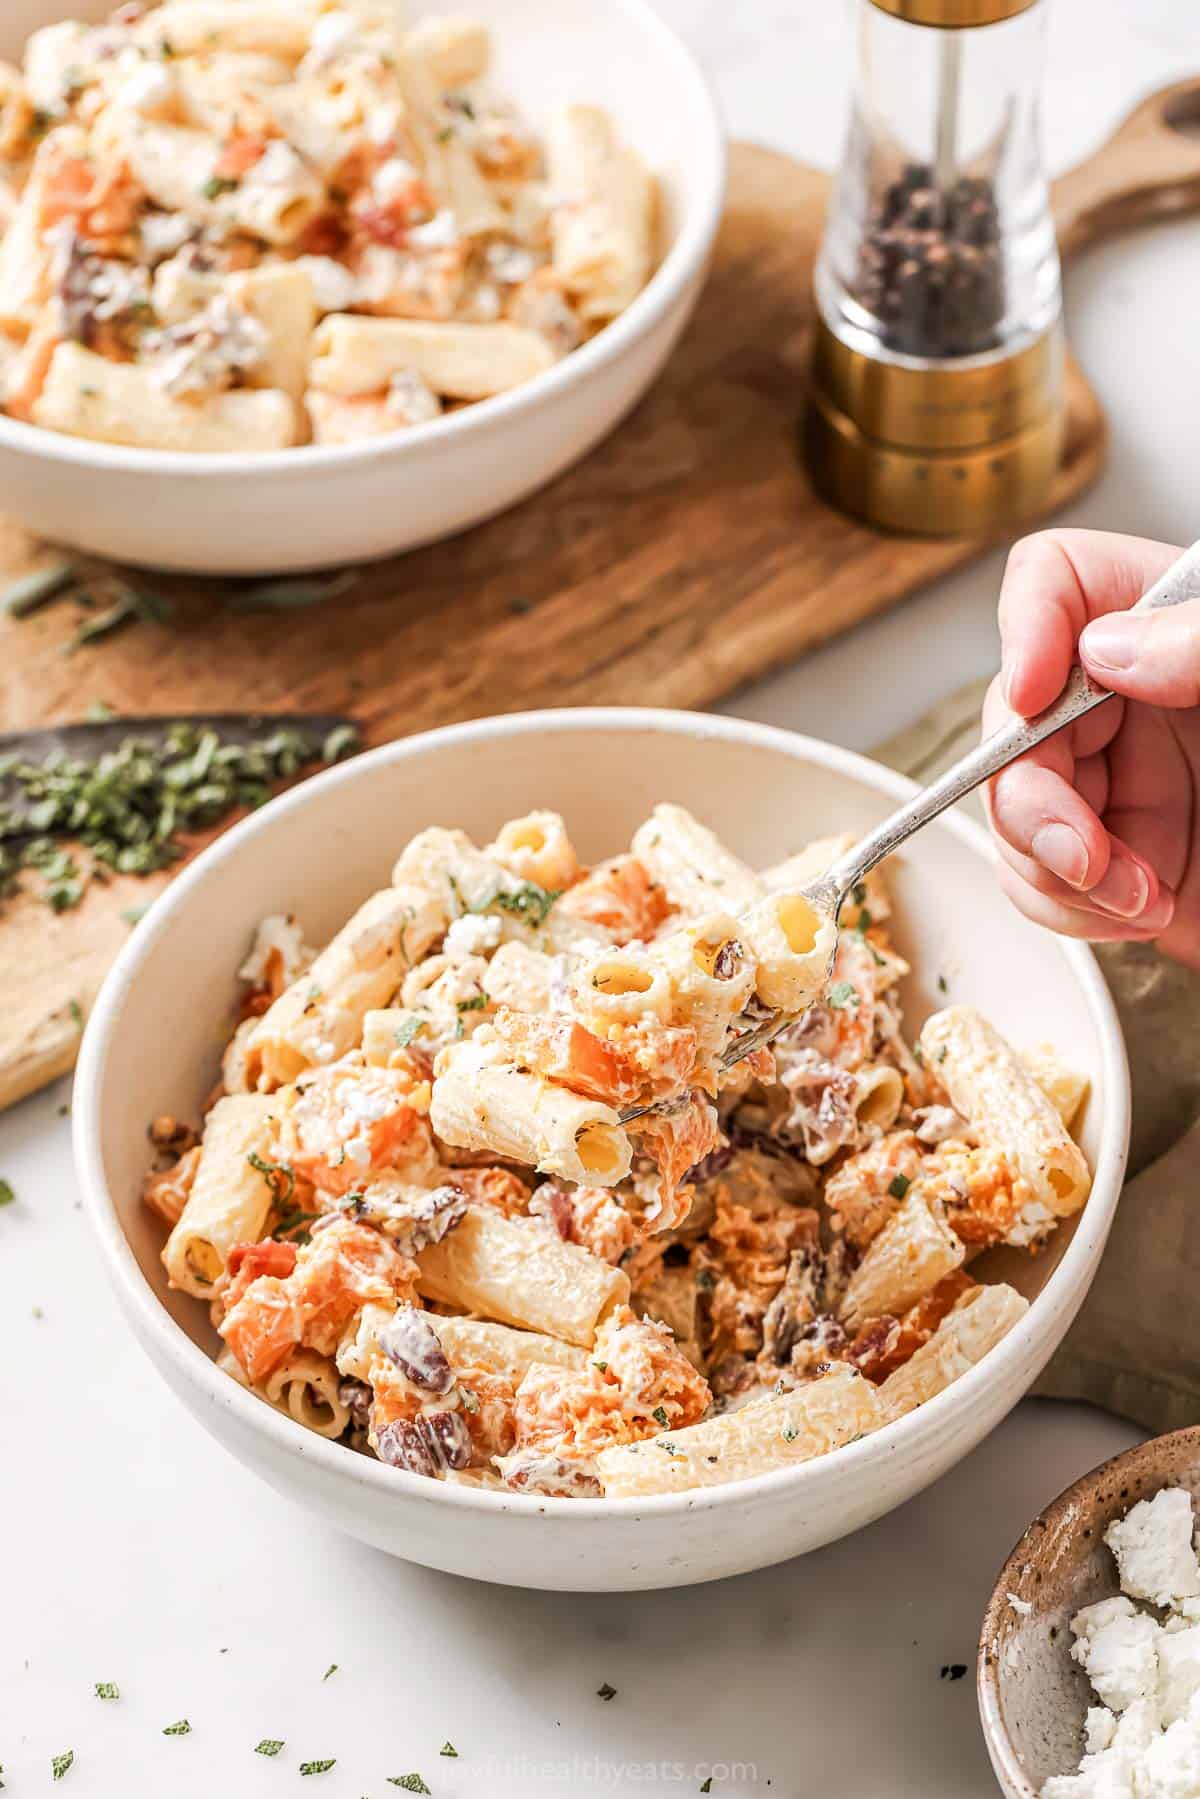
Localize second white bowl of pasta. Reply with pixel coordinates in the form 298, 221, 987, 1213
0, 0, 724, 571
73, 710, 1130, 1591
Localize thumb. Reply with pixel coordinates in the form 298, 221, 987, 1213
1080, 598, 1200, 707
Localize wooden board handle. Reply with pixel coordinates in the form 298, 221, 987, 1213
1053, 76, 1200, 261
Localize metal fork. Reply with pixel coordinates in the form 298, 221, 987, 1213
619, 537, 1200, 1124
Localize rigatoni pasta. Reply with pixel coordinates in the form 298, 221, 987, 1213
143, 800, 1093, 1500
0, 2, 658, 452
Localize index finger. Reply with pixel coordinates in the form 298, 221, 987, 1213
998, 530, 1181, 717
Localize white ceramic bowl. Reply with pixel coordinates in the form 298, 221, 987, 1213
73, 710, 1130, 1591
0, 0, 723, 574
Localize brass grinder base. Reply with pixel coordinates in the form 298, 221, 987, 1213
805, 318, 1066, 536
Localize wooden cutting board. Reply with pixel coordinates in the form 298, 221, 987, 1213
4, 76, 1200, 1110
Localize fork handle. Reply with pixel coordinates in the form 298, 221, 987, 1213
825, 538, 1200, 905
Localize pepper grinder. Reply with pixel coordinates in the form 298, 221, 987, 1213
806, 0, 1064, 535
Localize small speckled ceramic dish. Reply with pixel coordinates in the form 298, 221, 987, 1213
978, 1426, 1200, 1796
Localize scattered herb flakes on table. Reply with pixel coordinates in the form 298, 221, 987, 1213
300, 1759, 336, 1776
93, 1681, 119, 1700
162, 1718, 192, 1735
388, 1777, 431, 1794
255, 1740, 285, 1757
0, 1179, 14, 1206
0, 721, 359, 912
51, 1750, 74, 1780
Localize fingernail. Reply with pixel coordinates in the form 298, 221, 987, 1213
1091, 854, 1150, 918
1080, 617, 1142, 672
1031, 823, 1090, 888
1000, 655, 1017, 708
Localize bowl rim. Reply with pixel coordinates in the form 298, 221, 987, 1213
0, 0, 726, 482
976, 1424, 1200, 1797
73, 706, 1131, 1521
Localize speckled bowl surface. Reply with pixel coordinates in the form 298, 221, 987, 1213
978, 1426, 1200, 1796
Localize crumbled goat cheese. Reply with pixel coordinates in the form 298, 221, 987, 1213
307, 9, 358, 65
386, 367, 441, 426
1007, 1197, 1057, 1249
913, 1105, 964, 1146
1008, 1593, 1033, 1618
1042, 1490, 1200, 1796
407, 209, 460, 250
485, 241, 538, 286
1070, 1598, 1161, 1714
367, 105, 401, 147
238, 913, 312, 989
1106, 1489, 1200, 1608
246, 140, 309, 191
292, 254, 358, 314
139, 211, 197, 265
444, 913, 503, 958
373, 156, 420, 203
117, 57, 174, 113
146, 295, 268, 396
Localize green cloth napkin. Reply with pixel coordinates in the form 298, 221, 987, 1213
875, 684, 1200, 1433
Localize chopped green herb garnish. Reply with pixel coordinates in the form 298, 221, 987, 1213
456, 994, 486, 1013
68, 582, 173, 651
857, 906, 872, 931
593, 1359, 608, 1372
596, 1683, 617, 1702
122, 905, 149, 926
393, 1015, 425, 1048
51, 1750, 74, 1780
68, 1000, 83, 1027
322, 1663, 338, 1681
888, 1173, 911, 1200
86, 699, 115, 722
0, 1179, 14, 1207
913, 1043, 925, 1066
652, 1405, 670, 1429
162, 1719, 191, 1736
436, 124, 454, 141
489, 881, 560, 929
782, 1426, 799, 1443
937, 974, 948, 994
439, 1743, 458, 1758
1, 558, 77, 617
300, 1760, 336, 1776
248, 1151, 296, 1208
202, 173, 240, 200
226, 573, 356, 613
937, 1046, 947, 1064
826, 981, 858, 1011
323, 723, 358, 763
94, 1682, 119, 1700
659, 1441, 677, 1456
700, 1780, 712, 1793
388, 1776, 430, 1793
255, 1740, 284, 1757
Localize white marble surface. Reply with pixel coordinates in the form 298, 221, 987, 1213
3, 2, 1197, 1793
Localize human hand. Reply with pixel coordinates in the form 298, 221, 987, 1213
984, 528, 1200, 968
